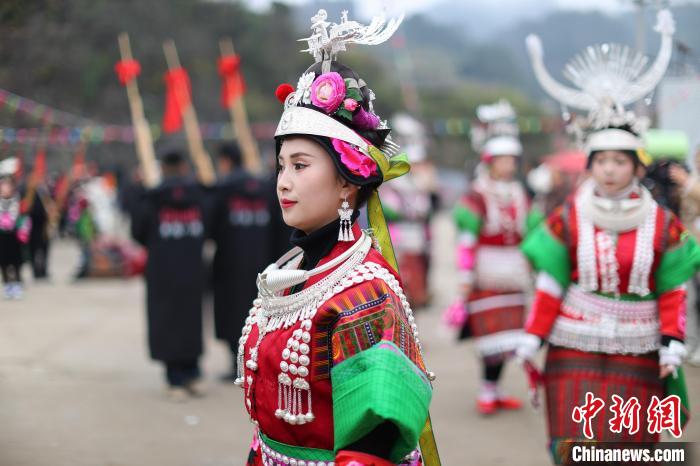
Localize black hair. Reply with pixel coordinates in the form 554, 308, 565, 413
641, 159, 689, 215
218, 143, 242, 167
161, 152, 184, 166
156, 143, 186, 167
355, 184, 374, 209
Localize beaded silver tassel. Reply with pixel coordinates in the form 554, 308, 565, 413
275, 321, 314, 425
337, 199, 354, 242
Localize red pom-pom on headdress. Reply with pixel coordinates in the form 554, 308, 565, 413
275, 83, 294, 103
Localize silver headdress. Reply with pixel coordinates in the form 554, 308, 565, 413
276, 9, 405, 159
526, 9, 675, 152
471, 99, 522, 157
0, 157, 19, 178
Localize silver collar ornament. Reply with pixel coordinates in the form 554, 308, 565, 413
237, 232, 431, 427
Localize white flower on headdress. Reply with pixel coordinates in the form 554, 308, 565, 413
290, 72, 315, 106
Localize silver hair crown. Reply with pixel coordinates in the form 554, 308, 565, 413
472, 99, 520, 152
526, 9, 675, 141
281, 9, 406, 162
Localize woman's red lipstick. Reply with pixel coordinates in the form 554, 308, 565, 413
280, 199, 297, 209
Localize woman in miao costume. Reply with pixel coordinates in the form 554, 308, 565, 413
453, 100, 538, 415
0, 158, 32, 300
236, 10, 439, 466
516, 10, 699, 464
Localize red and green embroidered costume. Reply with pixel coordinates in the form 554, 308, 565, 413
0, 194, 31, 286
239, 225, 432, 465
521, 180, 700, 463
453, 174, 539, 360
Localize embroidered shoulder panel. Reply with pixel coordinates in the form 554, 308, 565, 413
312, 270, 424, 381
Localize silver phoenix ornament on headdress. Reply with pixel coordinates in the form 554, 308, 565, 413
526, 9, 675, 139
300, 9, 404, 69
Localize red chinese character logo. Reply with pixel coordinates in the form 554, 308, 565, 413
647, 395, 682, 438
572, 391, 606, 439
609, 394, 641, 435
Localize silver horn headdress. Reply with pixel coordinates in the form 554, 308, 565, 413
526, 9, 675, 151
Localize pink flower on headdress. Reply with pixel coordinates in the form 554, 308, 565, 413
343, 98, 359, 112
332, 138, 378, 179
310, 72, 346, 113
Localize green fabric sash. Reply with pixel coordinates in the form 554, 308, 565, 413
365, 148, 410, 273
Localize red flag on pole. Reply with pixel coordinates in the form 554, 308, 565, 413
32, 149, 46, 183
218, 54, 246, 107
20, 149, 46, 213
162, 67, 191, 133
114, 59, 141, 86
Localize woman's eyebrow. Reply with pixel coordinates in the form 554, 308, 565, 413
290, 152, 314, 159
278, 151, 316, 164
281, 152, 314, 161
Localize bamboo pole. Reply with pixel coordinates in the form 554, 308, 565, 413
118, 33, 160, 188
162, 39, 215, 185
219, 38, 262, 174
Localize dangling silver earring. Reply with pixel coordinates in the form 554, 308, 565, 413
337, 196, 354, 242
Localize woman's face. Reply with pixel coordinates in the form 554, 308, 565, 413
0, 179, 14, 198
277, 137, 356, 234
589, 150, 636, 195
489, 155, 517, 181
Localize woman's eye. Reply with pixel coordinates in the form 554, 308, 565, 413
293, 163, 307, 170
